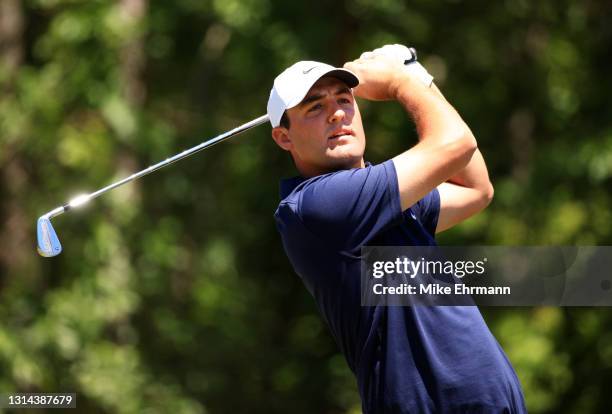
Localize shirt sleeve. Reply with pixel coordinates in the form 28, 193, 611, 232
411, 188, 441, 236
297, 160, 403, 251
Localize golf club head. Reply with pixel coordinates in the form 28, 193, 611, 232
37, 216, 62, 257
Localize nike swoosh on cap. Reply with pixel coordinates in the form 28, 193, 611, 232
302, 66, 318, 74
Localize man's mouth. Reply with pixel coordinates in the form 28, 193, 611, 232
328, 129, 354, 140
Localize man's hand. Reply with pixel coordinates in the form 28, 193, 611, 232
343, 52, 408, 101
344, 45, 434, 101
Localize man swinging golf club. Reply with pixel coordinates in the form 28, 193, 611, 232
269, 45, 527, 413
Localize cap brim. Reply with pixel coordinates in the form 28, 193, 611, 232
285, 67, 360, 110
323, 68, 360, 88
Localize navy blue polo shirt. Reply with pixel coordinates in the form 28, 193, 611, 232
274, 160, 526, 414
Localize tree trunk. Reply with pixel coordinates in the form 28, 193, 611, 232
0, 0, 30, 277
119, 0, 147, 106
0, 0, 24, 80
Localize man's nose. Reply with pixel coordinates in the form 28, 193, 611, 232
328, 104, 346, 124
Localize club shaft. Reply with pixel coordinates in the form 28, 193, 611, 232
45, 114, 269, 219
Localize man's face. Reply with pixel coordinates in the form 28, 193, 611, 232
271, 76, 366, 177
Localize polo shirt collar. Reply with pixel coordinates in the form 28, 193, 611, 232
280, 176, 305, 199
279, 162, 372, 199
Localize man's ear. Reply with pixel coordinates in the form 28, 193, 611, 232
271, 127, 292, 151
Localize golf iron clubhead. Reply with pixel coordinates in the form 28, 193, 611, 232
37, 216, 62, 257
36, 114, 269, 257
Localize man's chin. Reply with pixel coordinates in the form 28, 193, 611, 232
326, 152, 364, 171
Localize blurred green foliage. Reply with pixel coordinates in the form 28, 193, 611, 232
1, 0, 611, 413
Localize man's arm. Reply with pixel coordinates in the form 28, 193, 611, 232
344, 53, 484, 229
427, 83, 494, 233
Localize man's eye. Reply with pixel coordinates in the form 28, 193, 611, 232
339, 98, 351, 104
308, 104, 322, 112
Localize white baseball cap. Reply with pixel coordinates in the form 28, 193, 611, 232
267, 61, 359, 127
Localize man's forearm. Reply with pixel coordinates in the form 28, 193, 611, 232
412, 82, 492, 194
393, 75, 474, 150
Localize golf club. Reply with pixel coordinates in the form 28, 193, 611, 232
37, 114, 270, 257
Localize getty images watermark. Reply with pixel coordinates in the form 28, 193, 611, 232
360, 246, 612, 306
